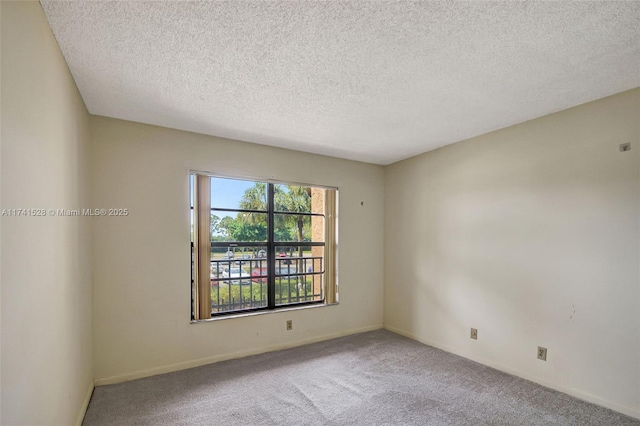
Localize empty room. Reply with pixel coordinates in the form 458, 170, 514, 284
1, 1, 639, 425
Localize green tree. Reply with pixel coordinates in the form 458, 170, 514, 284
275, 185, 311, 258
275, 227, 293, 242
230, 221, 267, 242
239, 182, 267, 224
210, 214, 221, 239
238, 182, 295, 241
233, 183, 310, 253
219, 216, 235, 239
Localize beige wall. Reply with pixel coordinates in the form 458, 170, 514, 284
384, 89, 640, 418
3, 2, 638, 422
90, 116, 385, 383
0, 2, 93, 425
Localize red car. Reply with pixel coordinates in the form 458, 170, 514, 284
251, 267, 268, 283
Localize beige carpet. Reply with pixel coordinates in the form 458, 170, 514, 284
83, 330, 639, 425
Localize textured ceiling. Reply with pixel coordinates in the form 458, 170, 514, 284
41, 1, 640, 165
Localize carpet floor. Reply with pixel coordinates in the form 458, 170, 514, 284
83, 330, 639, 425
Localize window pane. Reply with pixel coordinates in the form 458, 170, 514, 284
274, 246, 324, 306
275, 274, 324, 305
211, 246, 268, 267
274, 214, 324, 243
210, 245, 268, 314
274, 184, 312, 213
211, 212, 268, 242
211, 177, 267, 211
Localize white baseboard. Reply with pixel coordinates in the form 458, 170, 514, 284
94, 324, 383, 386
75, 381, 94, 426
383, 325, 640, 421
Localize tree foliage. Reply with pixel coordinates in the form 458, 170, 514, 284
275, 185, 311, 257
210, 214, 221, 238
239, 182, 267, 224
211, 183, 312, 246
228, 221, 267, 241
218, 216, 235, 238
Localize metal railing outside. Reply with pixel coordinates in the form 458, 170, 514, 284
209, 253, 324, 314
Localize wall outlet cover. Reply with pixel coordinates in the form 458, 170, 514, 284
470, 328, 478, 340
537, 346, 547, 361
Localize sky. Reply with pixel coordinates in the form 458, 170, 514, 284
190, 175, 262, 219
210, 177, 259, 213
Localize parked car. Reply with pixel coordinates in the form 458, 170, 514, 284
251, 265, 298, 283
221, 267, 251, 285
276, 265, 297, 276
251, 267, 268, 283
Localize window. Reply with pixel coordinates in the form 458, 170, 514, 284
190, 173, 337, 319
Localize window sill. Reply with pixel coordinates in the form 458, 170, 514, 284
191, 301, 339, 324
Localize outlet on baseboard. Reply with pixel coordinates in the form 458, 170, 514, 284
286, 320, 293, 331
470, 328, 478, 340
537, 346, 547, 361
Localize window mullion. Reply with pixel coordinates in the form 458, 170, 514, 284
267, 183, 275, 309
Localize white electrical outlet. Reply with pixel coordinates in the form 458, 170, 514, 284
537, 346, 547, 361
470, 328, 478, 340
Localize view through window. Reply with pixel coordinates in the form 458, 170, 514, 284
190, 174, 337, 319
